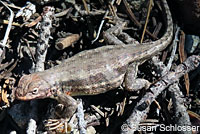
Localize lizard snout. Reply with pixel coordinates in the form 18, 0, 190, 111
16, 92, 23, 97
15, 88, 27, 100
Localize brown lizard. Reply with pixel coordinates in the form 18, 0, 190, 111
15, 0, 173, 117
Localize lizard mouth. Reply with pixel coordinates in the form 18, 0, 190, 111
16, 96, 28, 101
15, 93, 35, 100
15, 89, 52, 101
16, 95, 45, 101
15, 92, 41, 101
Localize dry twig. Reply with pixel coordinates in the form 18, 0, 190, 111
121, 55, 200, 134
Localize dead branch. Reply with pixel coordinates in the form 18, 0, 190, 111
121, 55, 200, 134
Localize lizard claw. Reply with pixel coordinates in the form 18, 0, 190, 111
44, 118, 72, 133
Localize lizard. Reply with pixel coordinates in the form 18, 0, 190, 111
15, 0, 173, 118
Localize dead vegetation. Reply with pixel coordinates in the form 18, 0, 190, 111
0, 0, 200, 134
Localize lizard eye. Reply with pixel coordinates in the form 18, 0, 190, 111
32, 88, 39, 94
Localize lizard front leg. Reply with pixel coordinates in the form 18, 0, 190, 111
45, 91, 78, 133
124, 62, 151, 91
54, 90, 78, 118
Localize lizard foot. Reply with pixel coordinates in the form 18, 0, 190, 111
124, 62, 151, 92
44, 118, 72, 133
125, 78, 151, 91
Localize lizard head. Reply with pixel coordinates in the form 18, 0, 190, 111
15, 74, 53, 101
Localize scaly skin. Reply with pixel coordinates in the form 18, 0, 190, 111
15, 0, 173, 116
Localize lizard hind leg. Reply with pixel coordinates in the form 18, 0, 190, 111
103, 18, 140, 46
124, 62, 151, 92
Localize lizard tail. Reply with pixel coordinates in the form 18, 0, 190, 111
142, 0, 173, 52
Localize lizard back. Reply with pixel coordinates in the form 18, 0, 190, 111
16, 0, 173, 97
37, 0, 173, 95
